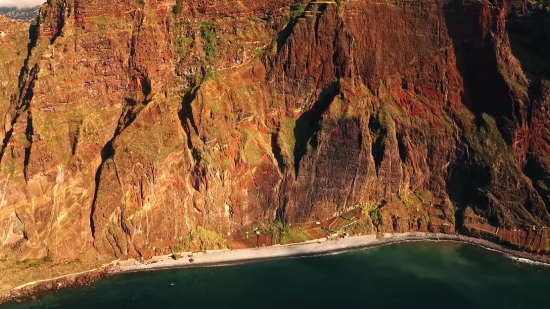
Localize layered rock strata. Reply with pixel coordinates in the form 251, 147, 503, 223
0, 0, 548, 262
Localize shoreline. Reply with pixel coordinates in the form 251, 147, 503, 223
109, 232, 550, 275
2, 232, 549, 304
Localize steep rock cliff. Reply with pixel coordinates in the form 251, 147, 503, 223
0, 0, 549, 263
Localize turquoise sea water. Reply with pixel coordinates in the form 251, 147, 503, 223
3, 242, 550, 309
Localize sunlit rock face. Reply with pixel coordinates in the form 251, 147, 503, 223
0, 0, 549, 260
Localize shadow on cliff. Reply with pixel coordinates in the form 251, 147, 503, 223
88, 77, 153, 239
506, 8, 550, 82
293, 82, 340, 175
368, 114, 386, 176
506, 8, 550, 214
443, 1, 550, 226
89, 140, 115, 238
522, 80, 550, 213
275, 3, 305, 54
442, 1, 504, 224
443, 0, 514, 139
177, 87, 201, 165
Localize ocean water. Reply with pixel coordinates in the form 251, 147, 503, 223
3, 242, 550, 309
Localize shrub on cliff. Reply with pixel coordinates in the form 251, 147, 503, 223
179, 226, 227, 251
170, 245, 182, 253
172, 0, 183, 17
369, 209, 379, 225
361, 203, 376, 214
258, 220, 287, 243
174, 37, 192, 56
289, 3, 305, 20
283, 2, 305, 24
41, 256, 53, 263
200, 22, 220, 63
280, 228, 310, 244
399, 192, 416, 209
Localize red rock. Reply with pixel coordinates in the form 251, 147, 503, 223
0, 0, 548, 265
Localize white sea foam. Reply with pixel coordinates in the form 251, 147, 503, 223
509, 256, 550, 266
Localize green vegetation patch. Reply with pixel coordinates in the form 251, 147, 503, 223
377, 103, 400, 146
464, 113, 510, 161
0, 249, 101, 292
277, 118, 297, 168
369, 208, 380, 224
200, 22, 220, 63
415, 190, 433, 204
343, 219, 373, 235
172, 0, 183, 17
32, 109, 73, 165
253, 221, 314, 245
340, 210, 357, 220
422, 213, 431, 226
333, 217, 355, 231
179, 226, 227, 251
0, 155, 18, 180
283, 2, 305, 24
498, 68, 528, 98
117, 96, 183, 163
257, 220, 287, 244
399, 192, 416, 209
174, 37, 193, 55
240, 131, 263, 165
280, 228, 312, 244
361, 202, 377, 214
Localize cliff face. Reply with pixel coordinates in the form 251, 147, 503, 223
0, 0, 549, 261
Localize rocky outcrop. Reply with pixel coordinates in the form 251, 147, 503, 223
0, 0, 549, 267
